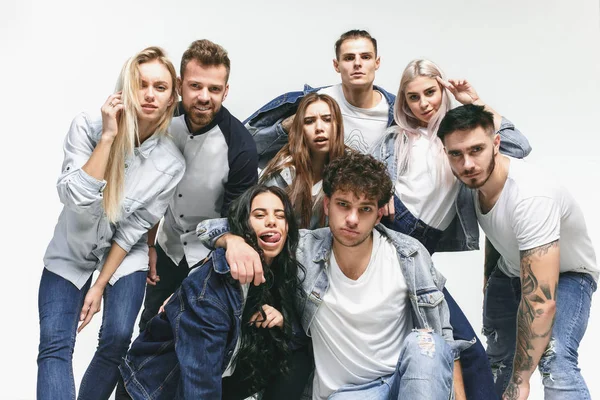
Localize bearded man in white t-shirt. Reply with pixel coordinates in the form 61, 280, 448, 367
438, 104, 598, 400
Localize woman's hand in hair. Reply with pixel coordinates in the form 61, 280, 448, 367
436, 77, 481, 106
249, 304, 284, 329
100, 91, 124, 142
382, 197, 395, 221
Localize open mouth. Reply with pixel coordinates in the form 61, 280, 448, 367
259, 232, 282, 245
314, 137, 328, 143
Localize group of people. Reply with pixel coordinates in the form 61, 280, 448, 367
37, 30, 597, 400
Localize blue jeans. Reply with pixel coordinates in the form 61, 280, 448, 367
37, 268, 146, 400
328, 330, 453, 399
483, 268, 596, 399
383, 194, 498, 400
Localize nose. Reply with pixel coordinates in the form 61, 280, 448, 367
197, 88, 209, 103
265, 212, 276, 227
463, 155, 475, 169
145, 86, 155, 101
346, 208, 359, 226
419, 96, 429, 109
353, 56, 362, 68
315, 118, 324, 133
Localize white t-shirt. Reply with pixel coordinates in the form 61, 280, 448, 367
475, 157, 598, 281
319, 84, 389, 154
311, 230, 413, 399
395, 127, 460, 230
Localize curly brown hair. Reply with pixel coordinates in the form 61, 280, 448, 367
323, 152, 393, 208
180, 39, 231, 81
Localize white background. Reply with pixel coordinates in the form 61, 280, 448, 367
2, 0, 599, 398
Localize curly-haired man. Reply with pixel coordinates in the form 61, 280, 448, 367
198, 152, 471, 399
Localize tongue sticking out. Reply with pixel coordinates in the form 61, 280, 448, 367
261, 232, 281, 243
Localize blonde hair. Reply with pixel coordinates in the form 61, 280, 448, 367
390, 59, 453, 185
103, 46, 178, 223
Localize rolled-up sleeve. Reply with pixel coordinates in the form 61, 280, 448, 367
56, 113, 107, 215
497, 117, 532, 159
197, 218, 230, 250
113, 163, 185, 253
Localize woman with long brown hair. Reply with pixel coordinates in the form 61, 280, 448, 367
260, 93, 346, 228
37, 46, 185, 400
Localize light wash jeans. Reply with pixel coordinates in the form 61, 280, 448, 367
328, 330, 454, 400
37, 268, 146, 400
483, 268, 596, 399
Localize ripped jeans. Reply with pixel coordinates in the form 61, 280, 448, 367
328, 330, 454, 400
483, 268, 596, 399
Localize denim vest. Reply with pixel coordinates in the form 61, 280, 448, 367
373, 117, 532, 252
245, 84, 396, 168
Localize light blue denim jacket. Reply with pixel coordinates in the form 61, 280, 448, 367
373, 117, 532, 252
245, 84, 396, 168
43, 113, 186, 288
197, 219, 472, 358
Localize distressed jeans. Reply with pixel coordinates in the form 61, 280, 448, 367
383, 194, 497, 399
37, 268, 146, 400
483, 268, 596, 399
328, 330, 454, 399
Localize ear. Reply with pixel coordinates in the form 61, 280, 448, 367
376, 206, 384, 224
493, 133, 500, 155
323, 196, 330, 217
333, 58, 340, 73
375, 56, 381, 71
223, 84, 230, 102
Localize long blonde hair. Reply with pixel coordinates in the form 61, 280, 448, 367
103, 46, 178, 223
391, 59, 453, 186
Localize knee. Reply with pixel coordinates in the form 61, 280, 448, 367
404, 329, 453, 366
538, 338, 581, 386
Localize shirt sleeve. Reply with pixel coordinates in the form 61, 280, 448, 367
56, 113, 107, 216
512, 196, 561, 251
113, 161, 186, 253
221, 148, 258, 217
497, 117, 533, 159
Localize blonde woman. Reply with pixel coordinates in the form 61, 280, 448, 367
37, 47, 185, 400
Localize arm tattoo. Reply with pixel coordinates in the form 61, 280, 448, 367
508, 240, 559, 396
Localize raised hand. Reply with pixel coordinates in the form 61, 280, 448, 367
436, 77, 481, 105
248, 304, 284, 329
101, 91, 124, 141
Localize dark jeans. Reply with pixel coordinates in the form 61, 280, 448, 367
138, 243, 190, 332
37, 268, 146, 400
383, 194, 498, 400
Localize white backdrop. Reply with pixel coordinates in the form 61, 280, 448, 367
2, 0, 599, 398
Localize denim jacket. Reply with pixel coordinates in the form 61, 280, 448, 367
120, 248, 305, 399
245, 84, 396, 167
197, 220, 473, 359
373, 117, 532, 252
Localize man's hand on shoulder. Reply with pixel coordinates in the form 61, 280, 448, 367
219, 233, 265, 286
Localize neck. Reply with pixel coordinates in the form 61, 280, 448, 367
310, 153, 327, 183
341, 83, 379, 109
331, 233, 373, 280
138, 121, 157, 144
478, 154, 510, 212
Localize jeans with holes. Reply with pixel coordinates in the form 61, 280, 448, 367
483, 268, 596, 399
383, 194, 498, 400
328, 330, 453, 400
37, 268, 146, 400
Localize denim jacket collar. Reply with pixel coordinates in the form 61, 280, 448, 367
135, 135, 160, 159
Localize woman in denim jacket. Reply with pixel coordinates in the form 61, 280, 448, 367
37, 47, 186, 400
372, 59, 532, 400
260, 93, 347, 229
119, 186, 308, 399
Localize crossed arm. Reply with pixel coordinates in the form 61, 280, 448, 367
503, 240, 560, 400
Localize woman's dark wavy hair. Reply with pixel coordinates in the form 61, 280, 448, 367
227, 185, 305, 392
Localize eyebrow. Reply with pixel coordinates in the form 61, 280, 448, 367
251, 208, 285, 213
406, 86, 437, 95
342, 51, 374, 57
333, 196, 377, 207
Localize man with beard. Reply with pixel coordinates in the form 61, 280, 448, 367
438, 104, 598, 400
138, 39, 258, 332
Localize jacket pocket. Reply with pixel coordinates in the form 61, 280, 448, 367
416, 288, 444, 308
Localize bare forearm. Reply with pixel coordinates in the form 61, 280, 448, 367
453, 360, 466, 400
147, 223, 159, 246
94, 241, 128, 288
82, 136, 114, 180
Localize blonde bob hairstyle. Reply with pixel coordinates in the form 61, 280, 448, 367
104, 46, 178, 223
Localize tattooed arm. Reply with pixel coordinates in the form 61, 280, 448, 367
503, 240, 560, 400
